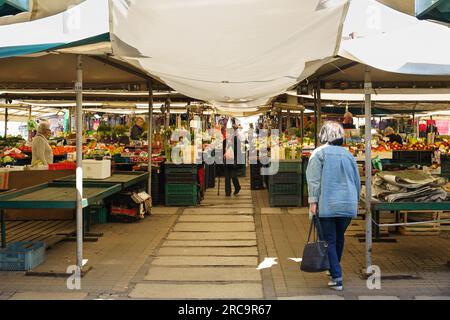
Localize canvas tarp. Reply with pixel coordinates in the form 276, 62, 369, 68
0, 0, 449, 112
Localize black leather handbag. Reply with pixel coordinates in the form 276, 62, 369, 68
300, 215, 330, 273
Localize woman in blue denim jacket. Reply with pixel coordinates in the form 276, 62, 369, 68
306, 121, 361, 291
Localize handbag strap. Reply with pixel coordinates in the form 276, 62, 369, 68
313, 215, 326, 241
307, 217, 315, 243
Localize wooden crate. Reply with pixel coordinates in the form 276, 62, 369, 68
345, 217, 388, 237
440, 211, 450, 231
399, 211, 441, 236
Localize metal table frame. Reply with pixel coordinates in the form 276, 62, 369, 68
54, 172, 149, 190
0, 182, 121, 248
371, 201, 450, 240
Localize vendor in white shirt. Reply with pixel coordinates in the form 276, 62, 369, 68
32, 122, 54, 166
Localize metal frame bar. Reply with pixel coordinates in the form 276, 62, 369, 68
364, 67, 373, 272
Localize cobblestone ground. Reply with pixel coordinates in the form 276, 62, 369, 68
0, 173, 449, 300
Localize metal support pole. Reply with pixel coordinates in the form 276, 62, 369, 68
316, 80, 322, 132
147, 81, 154, 197
4, 108, 8, 138
75, 55, 84, 270
313, 87, 318, 148
364, 67, 373, 272
28, 106, 32, 142
1, 210, 5, 249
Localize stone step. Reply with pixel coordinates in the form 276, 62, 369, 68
167, 232, 257, 240
129, 283, 263, 299
174, 222, 255, 232
151, 256, 258, 266
178, 215, 254, 222
182, 208, 254, 215
145, 267, 262, 282
157, 247, 258, 256
200, 204, 254, 208
162, 240, 257, 247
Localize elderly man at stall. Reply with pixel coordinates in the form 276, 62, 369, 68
32, 121, 54, 166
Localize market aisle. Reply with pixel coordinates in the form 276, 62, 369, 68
129, 174, 264, 299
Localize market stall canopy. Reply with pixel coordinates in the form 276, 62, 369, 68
0, 0, 449, 113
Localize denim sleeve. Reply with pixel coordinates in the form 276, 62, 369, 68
306, 150, 323, 203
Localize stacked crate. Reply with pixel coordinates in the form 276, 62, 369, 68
440, 154, 450, 178
302, 156, 309, 206
392, 150, 433, 166
165, 164, 198, 206
268, 160, 302, 207
250, 160, 264, 190
151, 168, 164, 205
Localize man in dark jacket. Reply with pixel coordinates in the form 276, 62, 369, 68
130, 117, 145, 140
223, 123, 243, 197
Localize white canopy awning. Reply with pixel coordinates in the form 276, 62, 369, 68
0, 0, 449, 112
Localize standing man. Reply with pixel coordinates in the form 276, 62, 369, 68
223, 121, 242, 197
130, 117, 145, 140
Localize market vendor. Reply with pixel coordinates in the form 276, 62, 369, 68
130, 117, 145, 140
32, 121, 54, 166
342, 111, 356, 129
384, 127, 403, 144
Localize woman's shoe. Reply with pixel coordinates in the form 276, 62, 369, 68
328, 280, 343, 291
233, 186, 241, 196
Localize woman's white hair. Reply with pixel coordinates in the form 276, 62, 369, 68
319, 121, 344, 144
37, 121, 50, 134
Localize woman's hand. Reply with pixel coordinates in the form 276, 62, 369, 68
309, 203, 317, 215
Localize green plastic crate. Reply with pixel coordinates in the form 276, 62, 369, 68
165, 184, 197, 195
269, 194, 302, 207
165, 194, 198, 206
268, 173, 302, 184
277, 160, 302, 173
84, 205, 108, 225
165, 164, 198, 174
269, 183, 302, 195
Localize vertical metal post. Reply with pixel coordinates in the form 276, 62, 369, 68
28, 106, 32, 142
287, 109, 291, 131
148, 81, 153, 196
75, 55, 84, 270
313, 86, 318, 148
316, 79, 322, 132
364, 67, 373, 272
4, 108, 8, 138
1, 210, 5, 249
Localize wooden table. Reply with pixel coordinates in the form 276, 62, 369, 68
54, 172, 149, 190
0, 182, 121, 248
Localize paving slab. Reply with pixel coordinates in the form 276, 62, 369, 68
179, 215, 254, 222
151, 256, 258, 266
167, 232, 257, 240
145, 267, 262, 281
163, 240, 257, 247
287, 208, 309, 215
260, 208, 283, 214
158, 247, 259, 256
9, 292, 88, 300
200, 204, 254, 208
278, 295, 345, 300
151, 207, 179, 215
129, 283, 263, 299
183, 208, 254, 215
358, 296, 400, 300
415, 296, 450, 300
174, 222, 255, 232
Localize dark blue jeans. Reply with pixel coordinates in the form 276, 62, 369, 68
318, 217, 352, 282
